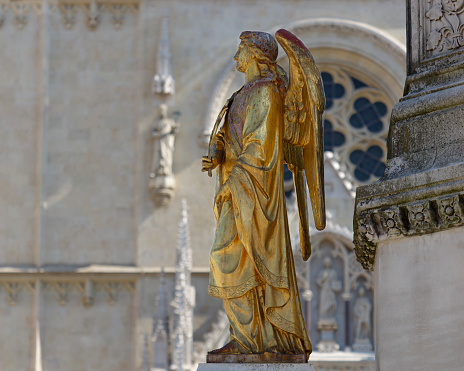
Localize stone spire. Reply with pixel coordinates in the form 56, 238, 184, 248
152, 8, 175, 96
171, 199, 195, 371
178, 199, 192, 285
171, 265, 186, 371
141, 334, 150, 371
152, 268, 169, 371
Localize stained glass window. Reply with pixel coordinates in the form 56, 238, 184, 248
324, 119, 346, 152
321, 72, 345, 110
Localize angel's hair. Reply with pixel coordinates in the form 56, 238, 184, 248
240, 31, 287, 97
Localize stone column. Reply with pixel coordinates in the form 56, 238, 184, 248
354, 1, 464, 370
341, 293, 352, 352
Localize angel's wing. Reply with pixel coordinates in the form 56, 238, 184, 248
276, 29, 326, 261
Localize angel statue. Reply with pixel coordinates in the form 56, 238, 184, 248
201, 29, 325, 361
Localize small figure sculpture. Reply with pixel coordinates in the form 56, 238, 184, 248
149, 104, 179, 206
353, 287, 372, 351
317, 257, 341, 322
202, 30, 326, 361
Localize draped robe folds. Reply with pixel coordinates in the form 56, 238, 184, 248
208, 77, 311, 358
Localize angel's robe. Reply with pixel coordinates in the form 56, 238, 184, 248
209, 76, 311, 357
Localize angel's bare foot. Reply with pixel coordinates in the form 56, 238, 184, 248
208, 340, 243, 355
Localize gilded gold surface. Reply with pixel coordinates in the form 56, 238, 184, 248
201, 30, 325, 361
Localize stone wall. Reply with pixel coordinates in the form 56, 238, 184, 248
0, 0, 405, 369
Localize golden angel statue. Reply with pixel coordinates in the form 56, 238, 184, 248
201, 29, 325, 361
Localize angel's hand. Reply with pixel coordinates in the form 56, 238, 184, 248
201, 140, 224, 174
201, 156, 217, 173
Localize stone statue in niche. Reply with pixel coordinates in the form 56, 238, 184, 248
353, 286, 372, 352
316, 256, 341, 352
317, 257, 341, 322
149, 104, 179, 206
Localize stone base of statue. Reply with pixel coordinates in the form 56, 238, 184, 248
316, 320, 339, 352
149, 174, 175, 206
198, 363, 315, 371
352, 338, 372, 352
206, 353, 306, 363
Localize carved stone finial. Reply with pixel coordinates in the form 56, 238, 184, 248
177, 199, 192, 283
86, 0, 100, 31
59, 4, 77, 30
109, 4, 125, 30
142, 334, 150, 371
81, 279, 94, 308
11, 2, 28, 30
152, 268, 169, 370
152, 8, 175, 96
0, 8, 4, 30
170, 201, 195, 370
171, 267, 186, 371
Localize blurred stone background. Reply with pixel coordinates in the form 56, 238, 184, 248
0, 0, 406, 370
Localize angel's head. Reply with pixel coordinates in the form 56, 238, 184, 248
234, 31, 286, 94
234, 31, 278, 73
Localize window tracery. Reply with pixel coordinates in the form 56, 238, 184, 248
320, 67, 391, 184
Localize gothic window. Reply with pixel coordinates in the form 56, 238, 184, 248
284, 67, 392, 197
320, 68, 391, 184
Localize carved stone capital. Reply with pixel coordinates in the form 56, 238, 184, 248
0, 281, 35, 306
354, 165, 464, 270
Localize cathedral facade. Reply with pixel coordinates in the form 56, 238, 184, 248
0, 0, 405, 370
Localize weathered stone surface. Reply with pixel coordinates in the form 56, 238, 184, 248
375, 227, 464, 371
354, 163, 464, 270
353, 1, 464, 370
0, 0, 408, 370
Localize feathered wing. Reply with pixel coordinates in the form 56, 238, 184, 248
276, 29, 326, 261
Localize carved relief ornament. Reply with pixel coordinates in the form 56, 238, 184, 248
42, 279, 135, 307
425, 0, 464, 57
354, 192, 464, 271
0, 0, 139, 30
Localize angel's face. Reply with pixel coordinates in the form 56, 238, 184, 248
233, 42, 251, 73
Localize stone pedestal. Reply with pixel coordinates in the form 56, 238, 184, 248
375, 227, 464, 370
197, 364, 315, 371
354, 1, 464, 370
316, 320, 339, 352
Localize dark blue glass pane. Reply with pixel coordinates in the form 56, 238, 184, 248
334, 132, 345, 146
354, 169, 370, 181
324, 119, 345, 152
350, 149, 364, 164
359, 156, 376, 172
368, 121, 383, 133
362, 106, 377, 121
350, 98, 386, 132
283, 164, 293, 181
326, 99, 333, 110
321, 72, 332, 82
285, 189, 294, 198
324, 139, 332, 151
351, 77, 368, 90
374, 162, 386, 177
354, 97, 370, 111
334, 84, 345, 98
375, 102, 387, 116
349, 145, 386, 182
349, 115, 363, 128
321, 71, 345, 110
367, 145, 383, 158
